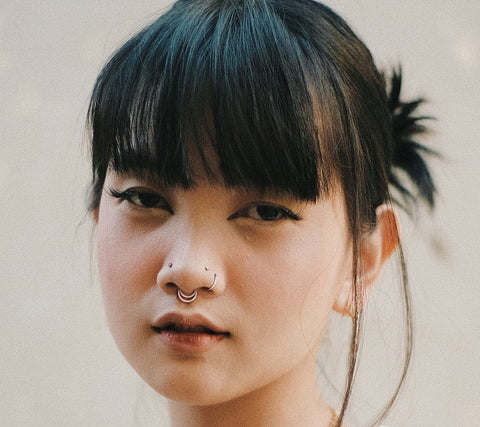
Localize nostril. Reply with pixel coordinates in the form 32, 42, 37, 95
166, 282, 177, 289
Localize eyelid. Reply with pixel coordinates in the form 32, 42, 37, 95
106, 187, 173, 213
228, 201, 302, 221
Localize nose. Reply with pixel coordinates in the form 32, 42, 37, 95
156, 229, 224, 303
157, 263, 221, 303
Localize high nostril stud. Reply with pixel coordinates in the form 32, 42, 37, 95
168, 263, 173, 268
205, 266, 209, 271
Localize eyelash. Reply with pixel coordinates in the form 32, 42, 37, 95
107, 188, 302, 222
228, 202, 302, 222
107, 188, 173, 213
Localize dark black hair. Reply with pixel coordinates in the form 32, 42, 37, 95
87, 0, 436, 424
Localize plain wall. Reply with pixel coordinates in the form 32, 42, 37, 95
1, 1, 479, 425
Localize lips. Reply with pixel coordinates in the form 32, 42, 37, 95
155, 323, 225, 335
151, 313, 230, 337
152, 313, 229, 353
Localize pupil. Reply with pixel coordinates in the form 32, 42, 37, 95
256, 205, 279, 221
139, 193, 159, 207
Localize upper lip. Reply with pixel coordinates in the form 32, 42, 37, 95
151, 313, 229, 336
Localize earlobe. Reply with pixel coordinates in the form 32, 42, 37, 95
333, 204, 400, 316
332, 277, 354, 317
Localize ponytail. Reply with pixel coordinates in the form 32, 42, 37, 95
387, 67, 437, 211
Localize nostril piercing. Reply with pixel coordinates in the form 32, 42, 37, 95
206, 273, 217, 291
168, 263, 173, 268
205, 266, 209, 271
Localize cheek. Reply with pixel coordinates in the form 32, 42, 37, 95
235, 228, 349, 357
95, 203, 169, 369
299, 230, 351, 328
96, 205, 160, 320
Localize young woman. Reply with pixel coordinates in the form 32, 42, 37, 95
87, 0, 436, 425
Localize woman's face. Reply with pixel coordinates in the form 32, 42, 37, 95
96, 165, 352, 405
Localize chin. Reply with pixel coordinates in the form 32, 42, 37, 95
138, 366, 234, 406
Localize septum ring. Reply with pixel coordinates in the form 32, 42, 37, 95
177, 289, 198, 303
177, 274, 216, 303
171, 264, 217, 303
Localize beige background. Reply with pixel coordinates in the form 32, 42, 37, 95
1, 1, 479, 426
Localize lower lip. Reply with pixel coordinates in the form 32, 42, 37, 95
155, 330, 227, 354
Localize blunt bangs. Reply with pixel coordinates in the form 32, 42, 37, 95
88, 0, 354, 210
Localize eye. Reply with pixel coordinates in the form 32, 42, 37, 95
107, 188, 173, 212
230, 202, 301, 222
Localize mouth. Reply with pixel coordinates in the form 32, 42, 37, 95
152, 313, 230, 353
151, 313, 230, 337
152, 323, 230, 337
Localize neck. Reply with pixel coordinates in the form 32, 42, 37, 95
168, 355, 335, 427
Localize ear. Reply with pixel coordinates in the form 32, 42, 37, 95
333, 204, 400, 316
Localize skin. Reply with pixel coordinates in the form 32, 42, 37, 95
95, 161, 397, 426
